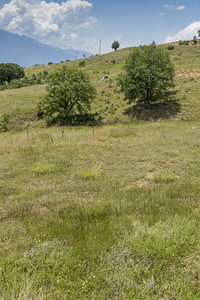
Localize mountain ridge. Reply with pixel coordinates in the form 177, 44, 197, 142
0, 29, 92, 67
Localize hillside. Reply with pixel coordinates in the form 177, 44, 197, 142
0, 43, 200, 130
0, 44, 200, 299
0, 29, 92, 67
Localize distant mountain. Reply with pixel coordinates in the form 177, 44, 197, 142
0, 29, 92, 67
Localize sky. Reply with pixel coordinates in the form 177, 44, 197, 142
0, 0, 199, 54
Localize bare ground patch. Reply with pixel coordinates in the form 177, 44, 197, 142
176, 69, 200, 79
124, 171, 155, 190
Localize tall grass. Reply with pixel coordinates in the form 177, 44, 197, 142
0, 121, 200, 298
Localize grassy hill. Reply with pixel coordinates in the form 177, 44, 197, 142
0, 44, 200, 299
1, 43, 200, 130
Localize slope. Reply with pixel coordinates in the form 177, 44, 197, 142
0, 43, 200, 130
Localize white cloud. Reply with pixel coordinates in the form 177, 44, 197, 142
158, 12, 165, 16
165, 21, 200, 43
69, 33, 79, 39
176, 5, 185, 11
163, 4, 175, 10
0, 0, 97, 48
163, 4, 185, 11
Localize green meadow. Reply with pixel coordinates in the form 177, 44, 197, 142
0, 43, 200, 299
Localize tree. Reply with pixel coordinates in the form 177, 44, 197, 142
193, 35, 197, 45
112, 41, 120, 51
0, 63, 25, 84
150, 41, 156, 49
198, 30, 200, 38
117, 45, 175, 105
37, 67, 97, 126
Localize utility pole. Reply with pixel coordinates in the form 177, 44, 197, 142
99, 39, 102, 56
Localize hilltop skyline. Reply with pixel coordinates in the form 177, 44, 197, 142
0, 0, 199, 54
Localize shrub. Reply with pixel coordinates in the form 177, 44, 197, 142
79, 61, 85, 67
0, 114, 10, 132
168, 45, 175, 50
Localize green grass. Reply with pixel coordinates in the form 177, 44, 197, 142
0, 43, 200, 130
0, 43, 200, 298
0, 121, 200, 299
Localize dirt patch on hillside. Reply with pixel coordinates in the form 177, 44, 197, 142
124, 172, 155, 190
176, 69, 200, 79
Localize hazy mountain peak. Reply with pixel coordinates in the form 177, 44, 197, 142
0, 29, 92, 67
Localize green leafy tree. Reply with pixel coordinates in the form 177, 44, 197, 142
198, 30, 200, 38
193, 35, 197, 45
112, 41, 120, 51
37, 67, 97, 126
117, 45, 175, 105
0, 63, 25, 84
151, 41, 156, 49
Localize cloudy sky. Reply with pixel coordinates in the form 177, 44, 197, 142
0, 0, 199, 54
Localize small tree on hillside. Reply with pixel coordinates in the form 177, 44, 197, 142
117, 45, 175, 105
193, 35, 197, 45
0, 63, 25, 84
112, 41, 120, 51
37, 67, 97, 126
198, 29, 200, 40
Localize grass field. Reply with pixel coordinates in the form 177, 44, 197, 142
0, 43, 200, 299
0, 121, 200, 299
1, 43, 200, 130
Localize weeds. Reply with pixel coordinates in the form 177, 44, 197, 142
0, 121, 200, 298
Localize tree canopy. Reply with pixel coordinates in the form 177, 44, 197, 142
117, 45, 175, 105
37, 67, 97, 126
0, 63, 25, 84
112, 41, 120, 51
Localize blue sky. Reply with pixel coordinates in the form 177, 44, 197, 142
0, 0, 199, 54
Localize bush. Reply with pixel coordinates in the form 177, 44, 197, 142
9, 79, 22, 89
0, 114, 10, 132
168, 45, 175, 50
79, 61, 86, 67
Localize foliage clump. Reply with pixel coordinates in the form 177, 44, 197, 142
0, 70, 49, 91
193, 35, 197, 45
37, 67, 98, 126
112, 41, 120, 51
0, 114, 10, 132
117, 45, 175, 105
168, 45, 175, 50
79, 60, 86, 67
0, 63, 25, 84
